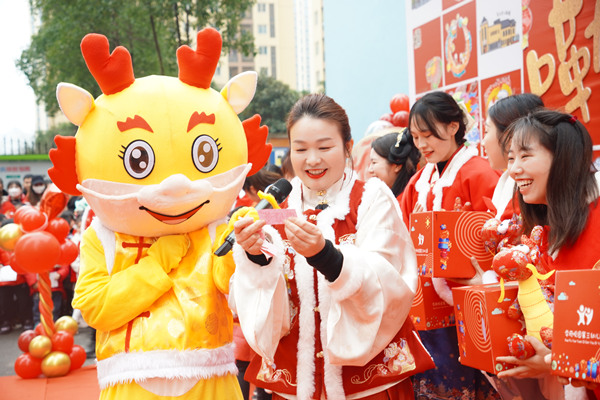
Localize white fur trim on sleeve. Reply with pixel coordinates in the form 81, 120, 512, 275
432, 277, 454, 306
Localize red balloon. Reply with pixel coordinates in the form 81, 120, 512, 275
19, 208, 48, 233
14, 353, 43, 379
40, 189, 69, 221
392, 111, 409, 127
8, 253, 28, 275
51, 331, 74, 353
46, 218, 70, 243
14, 231, 61, 273
18, 330, 39, 353
13, 206, 35, 224
34, 323, 47, 337
390, 93, 410, 113
57, 239, 78, 266
380, 113, 393, 123
69, 345, 86, 371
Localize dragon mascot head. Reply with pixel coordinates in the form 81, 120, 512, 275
48, 28, 270, 398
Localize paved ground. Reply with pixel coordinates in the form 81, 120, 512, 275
0, 325, 96, 377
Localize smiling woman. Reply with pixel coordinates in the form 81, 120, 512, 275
230, 93, 434, 400
399, 91, 501, 400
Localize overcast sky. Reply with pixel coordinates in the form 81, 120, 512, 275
0, 0, 37, 142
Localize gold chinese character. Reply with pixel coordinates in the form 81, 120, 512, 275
558, 45, 592, 121
526, 50, 556, 96
584, 0, 600, 73
548, 0, 584, 63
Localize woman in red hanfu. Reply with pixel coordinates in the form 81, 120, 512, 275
399, 91, 501, 400
230, 94, 434, 400
495, 109, 600, 400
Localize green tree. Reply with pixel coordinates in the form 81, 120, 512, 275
17, 0, 255, 118
239, 73, 304, 137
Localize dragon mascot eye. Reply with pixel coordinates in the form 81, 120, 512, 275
48, 28, 271, 398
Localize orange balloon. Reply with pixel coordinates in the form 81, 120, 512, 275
19, 208, 48, 233
40, 187, 68, 221
15, 231, 61, 273
57, 239, 78, 266
46, 218, 70, 243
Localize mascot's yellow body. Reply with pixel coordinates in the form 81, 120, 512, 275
49, 28, 271, 399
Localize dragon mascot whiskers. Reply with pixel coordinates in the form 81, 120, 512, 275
48, 28, 271, 399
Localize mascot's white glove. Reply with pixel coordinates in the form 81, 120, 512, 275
147, 235, 190, 274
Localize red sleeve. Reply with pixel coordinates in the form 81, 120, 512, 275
56, 264, 71, 280
458, 157, 501, 212
25, 273, 37, 287
399, 171, 421, 227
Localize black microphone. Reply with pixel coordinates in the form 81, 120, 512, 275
214, 178, 293, 257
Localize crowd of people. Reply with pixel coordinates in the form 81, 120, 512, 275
1, 89, 599, 400
0, 175, 83, 336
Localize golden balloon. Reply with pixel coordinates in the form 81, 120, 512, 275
55, 316, 79, 335
41, 351, 71, 377
29, 335, 52, 359
0, 223, 23, 251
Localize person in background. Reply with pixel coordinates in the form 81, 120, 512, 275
234, 164, 284, 210
0, 180, 29, 218
0, 240, 34, 333
0, 177, 7, 198
26, 175, 47, 207
368, 130, 421, 200
400, 91, 501, 400
230, 93, 433, 399
495, 109, 600, 400
279, 149, 295, 182
22, 174, 33, 196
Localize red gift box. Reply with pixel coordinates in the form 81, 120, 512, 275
452, 282, 524, 374
410, 211, 494, 279
551, 269, 600, 384
410, 275, 455, 330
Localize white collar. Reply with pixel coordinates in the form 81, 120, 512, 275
414, 145, 478, 211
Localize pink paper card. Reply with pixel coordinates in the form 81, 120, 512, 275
258, 209, 297, 225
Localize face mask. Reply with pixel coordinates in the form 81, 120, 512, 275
8, 187, 22, 198
32, 184, 46, 194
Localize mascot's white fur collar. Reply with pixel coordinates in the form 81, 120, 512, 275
414, 145, 478, 211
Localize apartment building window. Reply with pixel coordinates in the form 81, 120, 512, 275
257, 3, 266, 12
229, 67, 239, 77
228, 50, 238, 62
269, 4, 275, 38
258, 46, 268, 55
270, 46, 277, 78
258, 25, 267, 34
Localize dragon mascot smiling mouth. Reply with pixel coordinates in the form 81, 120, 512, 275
48, 28, 271, 399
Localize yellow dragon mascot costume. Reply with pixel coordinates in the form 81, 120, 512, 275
48, 28, 271, 399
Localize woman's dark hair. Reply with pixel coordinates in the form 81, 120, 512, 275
408, 91, 467, 145
280, 150, 294, 179
508, 109, 598, 253
7, 180, 22, 189
488, 93, 544, 155
286, 93, 352, 154
243, 164, 283, 193
371, 131, 421, 197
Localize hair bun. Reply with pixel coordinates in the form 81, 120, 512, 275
388, 129, 412, 164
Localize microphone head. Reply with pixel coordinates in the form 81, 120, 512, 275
265, 178, 293, 204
